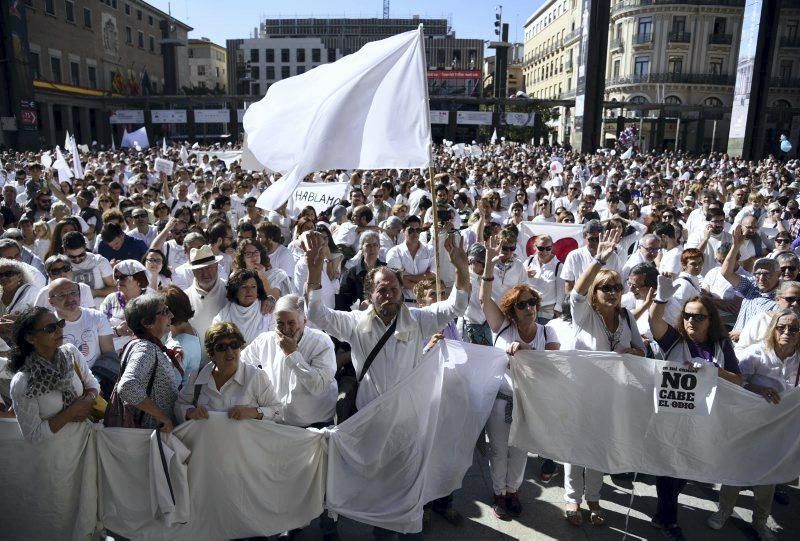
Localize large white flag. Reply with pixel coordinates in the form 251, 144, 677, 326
244, 26, 431, 211
121, 126, 150, 149
518, 221, 583, 260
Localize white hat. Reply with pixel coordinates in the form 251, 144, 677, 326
187, 245, 223, 270
113, 259, 147, 276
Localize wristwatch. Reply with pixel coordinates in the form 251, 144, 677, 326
256, 407, 264, 420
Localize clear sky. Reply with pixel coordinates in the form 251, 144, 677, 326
147, 0, 544, 48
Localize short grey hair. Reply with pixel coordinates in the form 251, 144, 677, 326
124, 293, 165, 335
0, 258, 33, 284
359, 231, 380, 247
0, 238, 21, 252
777, 280, 800, 296
640, 233, 660, 246
582, 219, 604, 236
274, 293, 306, 317
1, 229, 23, 242
776, 252, 800, 267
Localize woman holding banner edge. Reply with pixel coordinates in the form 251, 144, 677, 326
649, 277, 742, 541
567, 227, 645, 527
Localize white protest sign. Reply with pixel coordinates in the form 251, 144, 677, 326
154, 158, 174, 176
550, 160, 564, 174
287, 181, 349, 216
653, 361, 717, 416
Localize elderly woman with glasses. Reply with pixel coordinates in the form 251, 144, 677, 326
649, 284, 741, 540
34, 255, 94, 310
111, 293, 183, 431
100, 260, 151, 351
212, 269, 275, 344
0, 258, 39, 317
564, 228, 645, 527
233, 239, 292, 299
480, 237, 560, 521
175, 322, 282, 424
708, 308, 800, 540
9, 307, 98, 443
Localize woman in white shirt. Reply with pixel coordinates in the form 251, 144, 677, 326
566, 228, 645, 527
480, 237, 559, 521
212, 269, 275, 344
709, 309, 800, 541
175, 322, 282, 423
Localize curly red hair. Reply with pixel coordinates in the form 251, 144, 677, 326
498, 285, 542, 321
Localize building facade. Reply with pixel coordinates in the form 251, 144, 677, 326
188, 38, 227, 93
0, 0, 190, 149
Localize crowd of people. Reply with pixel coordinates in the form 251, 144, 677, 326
0, 140, 798, 541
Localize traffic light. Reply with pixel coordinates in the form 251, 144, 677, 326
494, 14, 501, 36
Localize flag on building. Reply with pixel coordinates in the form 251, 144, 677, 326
244, 26, 431, 210
518, 221, 584, 261
112, 68, 125, 94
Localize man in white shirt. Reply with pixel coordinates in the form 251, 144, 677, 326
560, 220, 622, 293
127, 208, 159, 247
524, 234, 564, 322
655, 223, 682, 278
240, 294, 337, 428
150, 217, 191, 270
620, 234, 661, 286
490, 229, 528, 302
332, 205, 375, 252
170, 232, 207, 290
258, 222, 296, 278
62, 231, 115, 304
185, 245, 228, 341
386, 216, 433, 301
685, 207, 737, 275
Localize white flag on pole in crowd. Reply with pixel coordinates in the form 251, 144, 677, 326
621, 146, 634, 160
244, 26, 431, 210
490, 129, 498, 145
162, 137, 168, 156
179, 143, 190, 165
518, 221, 583, 260
68, 134, 84, 179
120, 127, 150, 149
53, 146, 73, 183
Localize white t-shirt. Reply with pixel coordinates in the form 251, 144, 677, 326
560, 246, 622, 284
570, 290, 644, 353
71, 252, 113, 292
493, 319, 559, 394
61, 308, 113, 367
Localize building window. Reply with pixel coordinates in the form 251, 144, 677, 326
665, 95, 681, 105
83, 7, 91, 27
266, 66, 275, 79
281, 66, 290, 79
296, 66, 305, 75
70, 61, 79, 85
637, 16, 652, 41
312, 48, 321, 62
786, 20, 798, 39
125, 26, 132, 44
265, 49, 274, 62
50, 56, 61, 82
45, 0, 55, 15
136, 9, 142, 20
149, 15, 153, 26
88, 65, 97, 88
248, 66, 257, 79
633, 56, 650, 76
198, 65, 207, 76
296, 49, 305, 62
250, 49, 259, 63
629, 95, 648, 104
668, 56, 683, 74
713, 17, 727, 35
327, 48, 336, 62
613, 59, 620, 78
65, 0, 75, 22
137, 31, 144, 48
704, 97, 723, 107
251, 83, 260, 96
671, 16, 686, 34
188, 49, 193, 58
710, 57, 723, 75
281, 49, 290, 62
124, 3, 130, 15
149, 36, 155, 52
30, 51, 41, 78
779, 60, 793, 79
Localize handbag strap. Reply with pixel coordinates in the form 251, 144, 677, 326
357, 316, 398, 383
71, 355, 86, 394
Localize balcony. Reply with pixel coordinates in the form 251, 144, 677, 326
606, 72, 736, 86
610, 37, 625, 52
565, 60, 574, 72
667, 31, 692, 43
708, 33, 733, 45
560, 89, 577, 99
563, 28, 582, 46
780, 35, 800, 48
612, 0, 745, 16
633, 32, 653, 45
770, 77, 800, 88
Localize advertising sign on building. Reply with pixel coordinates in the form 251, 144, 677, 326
194, 109, 230, 124
151, 110, 187, 124
456, 111, 492, 126
430, 110, 449, 124
109, 110, 144, 124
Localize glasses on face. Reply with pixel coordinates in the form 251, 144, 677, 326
67, 251, 87, 264
598, 284, 623, 293
172, 229, 188, 236
776, 238, 791, 245
682, 312, 709, 322
156, 307, 172, 317
627, 281, 644, 290
33, 319, 66, 334
642, 246, 660, 254
514, 298, 537, 311
781, 266, 797, 273
407, 227, 421, 234
213, 341, 242, 353
501, 245, 516, 252
776, 324, 800, 335
48, 265, 72, 276
49, 289, 80, 301
780, 295, 800, 305
710, 220, 725, 226
0, 270, 20, 279
536, 245, 552, 252
243, 250, 260, 257
145, 258, 162, 265
754, 271, 772, 278
586, 236, 600, 243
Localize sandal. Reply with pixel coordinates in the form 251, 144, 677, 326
587, 502, 605, 526
564, 503, 583, 526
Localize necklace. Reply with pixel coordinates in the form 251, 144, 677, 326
599, 311, 621, 351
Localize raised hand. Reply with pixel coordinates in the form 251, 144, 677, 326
300, 231, 327, 268
596, 228, 620, 262
444, 232, 468, 271
731, 223, 745, 246
485, 235, 502, 264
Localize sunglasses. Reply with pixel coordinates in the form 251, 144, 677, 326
781, 266, 797, 273
172, 229, 188, 235
776, 238, 791, 244
48, 265, 72, 276
67, 252, 87, 263
536, 246, 552, 252
776, 324, 800, 335
780, 295, 800, 304
0, 270, 20, 279
32, 319, 66, 334
598, 284, 623, 293
213, 341, 242, 353
514, 298, 538, 310
682, 312, 709, 322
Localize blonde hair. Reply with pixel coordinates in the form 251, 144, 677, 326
588, 269, 622, 309
764, 309, 800, 356
32, 221, 50, 240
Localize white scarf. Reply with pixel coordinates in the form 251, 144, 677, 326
215, 301, 273, 343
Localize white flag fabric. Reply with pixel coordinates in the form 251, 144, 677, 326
510, 350, 800, 486
179, 144, 189, 165
326, 341, 506, 533
121, 127, 150, 149
490, 129, 498, 145
240, 134, 268, 172
68, 134, 84, 180
518, 221, 583, 260
162, 137, 168, 156
244, 27, 430, 211
53, 146, 73, 183
621, 146, 634, 160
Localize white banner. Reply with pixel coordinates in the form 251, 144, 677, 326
194, 109, 229, 124
654, 361, 717, 416
154, 158, 175, 176
287, 181, 349, 216
110, 109, 144, 124
151, 110, 187, 124
510, 350, 800, 486
503, 112, 536, 127
429, 110, 449, 124
456, 111, 492, 125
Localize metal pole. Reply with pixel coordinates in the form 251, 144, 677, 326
675, 117, 681, 152
428, 158, 443, 303
639, 116, 644, 152
711, 119, 718, 152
